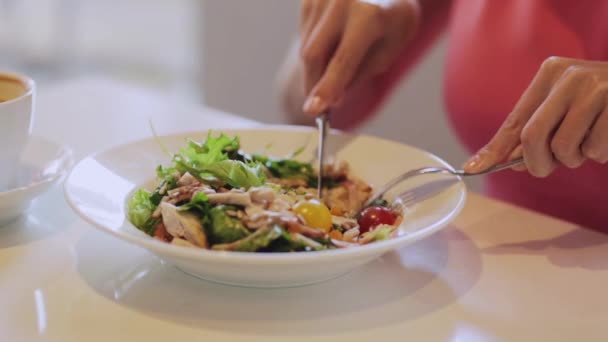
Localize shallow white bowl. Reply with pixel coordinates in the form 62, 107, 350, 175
64, 126, 466, 287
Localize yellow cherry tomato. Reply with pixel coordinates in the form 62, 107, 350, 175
293, 199, 332, 232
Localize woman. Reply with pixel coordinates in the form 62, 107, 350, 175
278, 0, 608, 229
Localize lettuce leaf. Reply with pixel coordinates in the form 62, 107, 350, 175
253, 154, 315, 183
127, 189, 159, 235
180, 133, 240, 166
207, 206, 250, 244
167, 132, 264, 189
232, 225, 283, 252
202, 160, 265, 189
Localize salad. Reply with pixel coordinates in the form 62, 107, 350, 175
127, 132, 402, 252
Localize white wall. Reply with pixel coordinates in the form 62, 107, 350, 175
1, 0, 202, 96
201, 1, 479, 190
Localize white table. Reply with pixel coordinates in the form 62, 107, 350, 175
2, 77, 608, 342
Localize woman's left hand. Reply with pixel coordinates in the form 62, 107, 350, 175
464, 56, 608, 177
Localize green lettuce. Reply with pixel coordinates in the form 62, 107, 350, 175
253, 154, 315, 183
202, 160, 265, 189
207, 206, 250, 244
127, 189, 159, 235
232, 225, 283, 252
167, 132, 264, 189
365, 224, 395, 242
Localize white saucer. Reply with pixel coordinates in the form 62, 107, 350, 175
0, 136, 73, 226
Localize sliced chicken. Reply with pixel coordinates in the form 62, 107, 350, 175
325, 178, 371, 216
194, 186, 217, 195
160, 202, 208, 248
206, 190, 252, 207
243, 206, 295, 229
331, 239, 358, 248
268, 196, 293, 212
269, 177, 308, 188
171, 237, 196, 248
245, 204, 266, 217
323, 160, 349, 180
176, 172, 198, 186
331, 215, 358, 230
343, 227, 360, 242
281, 217, 326, 238
167, 183, 203, 204
291, 233, 323, 249
249, 186, 276, 205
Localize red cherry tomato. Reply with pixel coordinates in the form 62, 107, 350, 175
358, 206, 397, 233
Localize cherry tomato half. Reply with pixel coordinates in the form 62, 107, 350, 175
358, 206, 397, 233
293, 199, 333, 232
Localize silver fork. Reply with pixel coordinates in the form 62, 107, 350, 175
363, 157, 524, 209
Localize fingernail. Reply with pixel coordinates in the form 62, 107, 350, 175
463, 154, 483, 172
303, 95, 325, 114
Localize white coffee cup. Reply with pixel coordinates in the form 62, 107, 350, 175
0, 71, 35, 191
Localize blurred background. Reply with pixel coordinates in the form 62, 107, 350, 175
0, 0, 476, 187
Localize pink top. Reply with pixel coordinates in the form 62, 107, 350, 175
332, 0, 608, 230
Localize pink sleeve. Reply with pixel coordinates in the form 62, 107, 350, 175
331, 1, 452, 130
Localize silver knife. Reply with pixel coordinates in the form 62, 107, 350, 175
316, 112, 330, 198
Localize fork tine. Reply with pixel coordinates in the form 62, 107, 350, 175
392, 178, 461, 209
394, 191, 416, 209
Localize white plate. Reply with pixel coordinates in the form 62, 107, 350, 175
64, 126, 466, 287
0, 136, 73, 226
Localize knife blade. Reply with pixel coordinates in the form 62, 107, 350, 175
316, 112, 330, 198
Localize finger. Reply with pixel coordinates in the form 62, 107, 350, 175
508, 145, 527, 172
463, 64, 556, 173
300, 0, 325, 43
521, 67, 587, 177
348, 38, 401, 86
299, 0, 313, 33
301, 1, 345, 94
349, 5, 418, 86
550, 85, 606, 168
304, 7, 383, 114
582, 106, 608, 164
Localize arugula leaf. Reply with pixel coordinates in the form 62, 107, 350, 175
172, 132, 239, 171
308, 176, 344, 189
284, 145, 306, 159
149, 119, 171, 158
253, 154, 315, 183
252, 152, 342, 189
127, 189, 159, 236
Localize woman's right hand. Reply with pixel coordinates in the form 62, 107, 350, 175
298, 0, 420, 116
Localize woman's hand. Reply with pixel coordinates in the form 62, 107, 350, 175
299, 0, 420, 115
464, 57, 608, 177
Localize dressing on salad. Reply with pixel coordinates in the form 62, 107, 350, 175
127, 132, 402, 252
